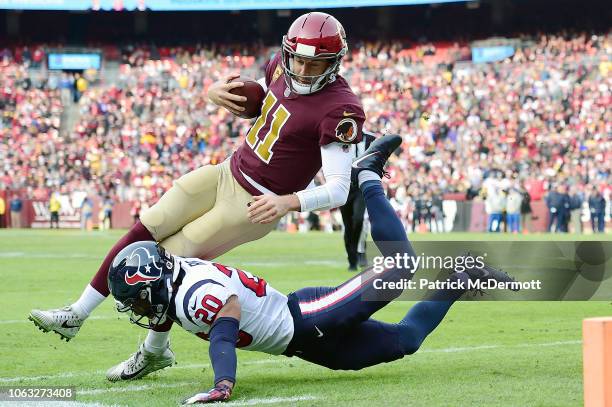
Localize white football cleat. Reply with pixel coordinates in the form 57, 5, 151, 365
106, 343, 175, 381
29, 306, 85, 342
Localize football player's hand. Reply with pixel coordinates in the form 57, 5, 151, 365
207, 74, 246, 116
247, 194, 299, 224
181, 382, 233, 404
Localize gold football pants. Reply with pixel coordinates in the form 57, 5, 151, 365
140, 159, 278, 259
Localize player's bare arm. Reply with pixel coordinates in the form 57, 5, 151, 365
183, 295, 241, 404
207, 74, 247, 115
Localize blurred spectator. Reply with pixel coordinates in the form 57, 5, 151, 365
485, 186, 505, 232
412, 193, 425, 232
74, 73, 89, 103
0, 195, 5, 228
430, 188, 445, 233
0, 34, 609, 235
588, 186, 606, 233
506, 188, 522, 234
60, 73, 73, 105
10, 195, 23, 228
546, 184, 570, 233
49, 192, 61, 229
519, 182, 533, 233
307, 212, 321, 231
101, 195, 114, 230
130, 201, 142, 224
80, 195, 94, 231
568, 186, 584, 233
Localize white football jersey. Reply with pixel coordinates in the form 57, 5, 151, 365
169, 257, 294, 355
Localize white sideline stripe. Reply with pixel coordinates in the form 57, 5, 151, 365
0, 371, 105, 383
2, 315, 120, 325
419, 340, 581, 354
11, 404, 124, 407
0, 252, 92, 258
0, 340, 581, 384
225, 396, 317, 406
79, 381, 192, 395
0, 359, 283, 383
0, 252, 345, 267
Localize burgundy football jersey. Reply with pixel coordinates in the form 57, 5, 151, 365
230, 52, 365, 196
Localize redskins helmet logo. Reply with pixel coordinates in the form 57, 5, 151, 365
124, 246, 164, 285
335, 118, 358, 143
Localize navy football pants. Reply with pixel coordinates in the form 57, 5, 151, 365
283, 180, 459, 370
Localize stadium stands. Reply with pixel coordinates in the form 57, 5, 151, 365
0, 32, 610, 231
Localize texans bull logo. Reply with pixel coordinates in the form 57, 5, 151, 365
124, 246, 164, 285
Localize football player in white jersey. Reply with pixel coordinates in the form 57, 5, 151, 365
106, 136, 517, 404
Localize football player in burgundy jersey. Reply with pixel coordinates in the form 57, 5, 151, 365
104, 138, 517, 404
29, 12, 370, 380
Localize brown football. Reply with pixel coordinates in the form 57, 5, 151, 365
229, 76, 265, 119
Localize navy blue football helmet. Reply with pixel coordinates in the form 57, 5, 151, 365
108, 241, 176, 328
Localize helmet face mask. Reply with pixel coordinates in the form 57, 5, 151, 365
114, 285, 169, 329
281, 12, 348, 95
281, 47, 340, 95
108, 241, 174, 329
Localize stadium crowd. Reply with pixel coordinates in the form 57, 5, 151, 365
0, 32, 610, 232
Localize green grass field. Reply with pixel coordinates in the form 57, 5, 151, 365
1, 230, 610, 407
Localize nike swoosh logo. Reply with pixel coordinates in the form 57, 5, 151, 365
343, 111, 356, 117
120, 365, 147, 380
351, 152, 378, 169
61, 320, 80, 329
190, 298, 197, 311
314, 325, 324, 338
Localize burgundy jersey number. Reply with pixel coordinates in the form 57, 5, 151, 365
213, 263, 267, 297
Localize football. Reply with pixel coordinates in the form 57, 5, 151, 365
229, 77, 266, 119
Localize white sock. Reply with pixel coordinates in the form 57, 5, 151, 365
358, 170, 381, 186
71, 284, 106, 319
144, 330, 170, 354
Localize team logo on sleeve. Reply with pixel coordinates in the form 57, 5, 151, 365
335, 118, 358, 143
124, 247, 163, 285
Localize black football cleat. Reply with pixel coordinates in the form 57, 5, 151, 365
460, 252, 520, 292
352, 134, 402, 178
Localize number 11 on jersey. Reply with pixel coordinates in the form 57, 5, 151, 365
245, 92, 291, 163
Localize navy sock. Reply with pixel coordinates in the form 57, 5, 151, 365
397, 272, 468, 354
360, 180, 413, 259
